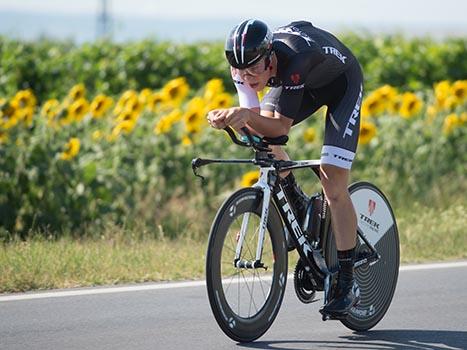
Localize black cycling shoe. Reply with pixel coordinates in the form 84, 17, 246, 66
320, 278, 360, 318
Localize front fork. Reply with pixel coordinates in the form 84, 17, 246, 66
233, 167, 275, 270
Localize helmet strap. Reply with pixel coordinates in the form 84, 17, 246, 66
264, 51, 273, 71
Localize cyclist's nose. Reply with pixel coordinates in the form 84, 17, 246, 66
243, 74, 257, 83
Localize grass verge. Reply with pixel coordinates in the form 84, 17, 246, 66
0, 235, 206, 293
1, 202, 465, 294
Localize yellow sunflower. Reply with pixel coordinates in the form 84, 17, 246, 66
208, 93, 234, 110
112, 120, 137, 137
460, 112, 467, 124
0, 102, 19, 129
114, 90, 138, 115
375, 84, 398, 100
14, 107, 35, 126
374, 84, 398, 111
358, 121, 377, 145
241, 171, 259, 187
303, 127, 316, 143
181, 134, 193, 147
443, 113, 461, 135
120, 90, 138, 103
184, 97, 207, 134
387, 95, 403, 115
399, 92, 423, 119
10, 89, 37, 109
361, 92, 385, 118
60, 137, 80, 160
154, 109, 183, 135
161, 77, 190, 106
147, 91, 169, 112
451, 80, 467, 102
434, 81, 451, 109
68, 84, 86, 101
139, 88, 153, 106
90, 94, 113, 118
125, 97, 142, 115
116, 109, 139, 124
41, 99, 60, 119
185, 115, 203, 134
443, 95, 460, 111
204, 79, 224, 101
67, 98, 90, 122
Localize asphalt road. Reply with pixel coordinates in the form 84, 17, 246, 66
1, 262, 466, 350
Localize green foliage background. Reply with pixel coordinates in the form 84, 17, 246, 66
0, 34, 466, 240
1, 35, 466, 101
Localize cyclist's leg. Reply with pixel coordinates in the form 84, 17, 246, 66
320, 164, 356, 250
260, 88, 321, 250
319, 63, 364, 316
260, 87, 321, 206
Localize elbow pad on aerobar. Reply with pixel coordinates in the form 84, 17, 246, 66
233, 75, 260, 109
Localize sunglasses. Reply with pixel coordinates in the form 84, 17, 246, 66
236, 59, 267, 76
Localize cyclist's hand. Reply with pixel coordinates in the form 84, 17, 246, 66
224, 107, 250, 130
208, 107, 250, 130
207, 109, 228, 129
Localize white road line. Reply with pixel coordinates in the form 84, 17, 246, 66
399, 261, 467, 271
1, 261, 466, 302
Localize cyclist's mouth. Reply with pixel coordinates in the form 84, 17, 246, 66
249, 83, 260, 89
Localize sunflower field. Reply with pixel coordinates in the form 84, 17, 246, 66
0, 35, 466, 241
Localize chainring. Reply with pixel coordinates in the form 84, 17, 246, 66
294, 259, 318, 304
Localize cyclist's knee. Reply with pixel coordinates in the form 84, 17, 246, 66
320, 164, 350, 204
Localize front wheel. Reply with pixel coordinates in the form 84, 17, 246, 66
206, 188, 288, 342
325, 181, 400, 331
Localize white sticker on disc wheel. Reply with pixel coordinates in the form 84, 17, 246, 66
351, 187, 394, 247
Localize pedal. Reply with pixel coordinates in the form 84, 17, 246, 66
319, 308, 348, 321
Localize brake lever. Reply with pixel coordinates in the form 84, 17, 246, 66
191, 158, 206, 181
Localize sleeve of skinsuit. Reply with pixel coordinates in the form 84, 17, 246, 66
231, 72, 260, 109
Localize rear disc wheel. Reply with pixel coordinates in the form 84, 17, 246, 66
325, 181, 400, 331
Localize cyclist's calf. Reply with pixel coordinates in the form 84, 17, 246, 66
319, 164, 357, 251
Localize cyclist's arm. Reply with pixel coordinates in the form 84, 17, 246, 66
231, 67, 260, 111
245, 109, 293, 137
208, 106, 292, 137
231, 67, 261, 134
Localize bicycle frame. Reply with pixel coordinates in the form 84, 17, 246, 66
192, 127, 380, 304
199, 127, 399, 335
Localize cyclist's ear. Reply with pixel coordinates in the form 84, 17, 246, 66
230, 66, 239, 79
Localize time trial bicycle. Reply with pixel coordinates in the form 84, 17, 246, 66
192, 127, 399, 342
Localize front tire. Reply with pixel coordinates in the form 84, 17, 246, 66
206, 188, 288, 342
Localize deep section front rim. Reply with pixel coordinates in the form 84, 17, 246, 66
206, 188, 288, 342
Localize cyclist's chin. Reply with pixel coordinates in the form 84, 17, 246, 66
248, 81, 266, 91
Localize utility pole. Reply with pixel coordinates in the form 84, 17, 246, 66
97, 0, 111, 39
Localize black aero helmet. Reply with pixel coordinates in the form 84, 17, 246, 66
225, 19, 273, 69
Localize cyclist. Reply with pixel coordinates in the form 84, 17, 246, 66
207, 19, 363, 318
